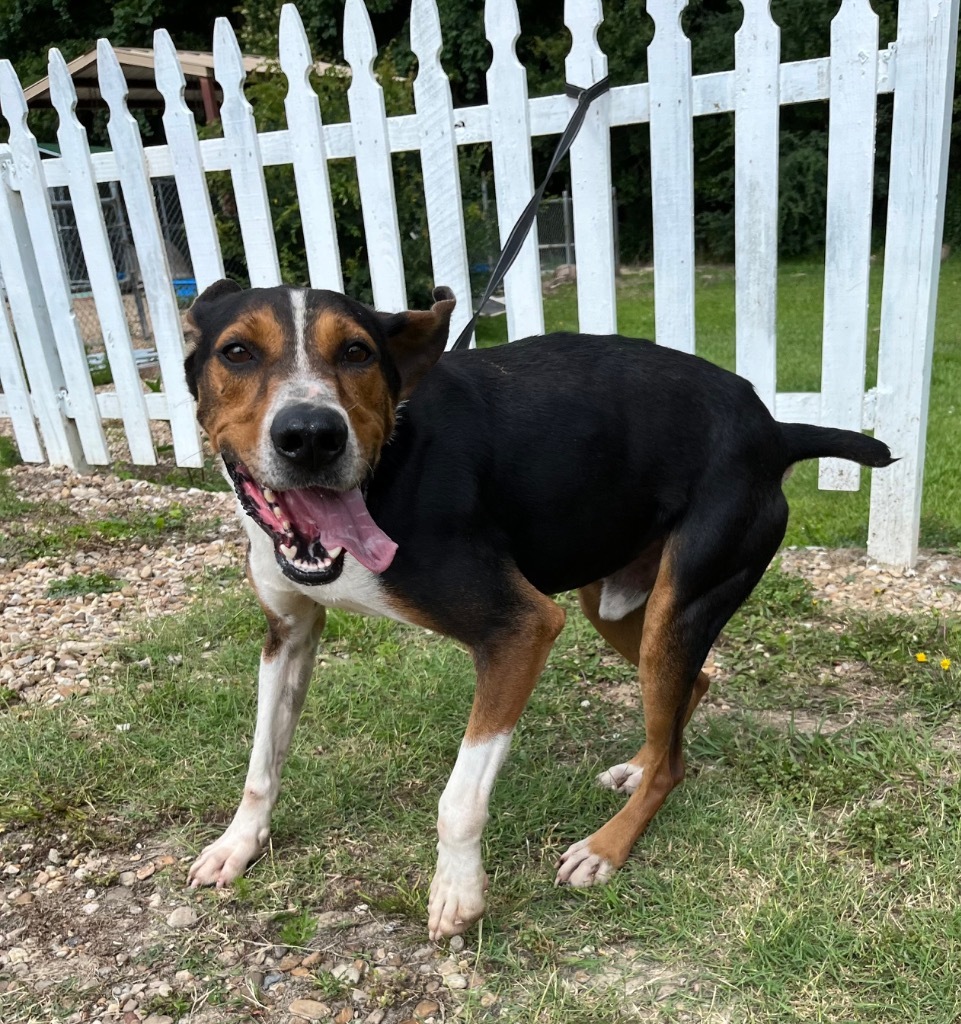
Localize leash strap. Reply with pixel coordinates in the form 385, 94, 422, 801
450, 76, 611, 351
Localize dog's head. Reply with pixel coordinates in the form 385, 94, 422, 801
183, 281, 455, 586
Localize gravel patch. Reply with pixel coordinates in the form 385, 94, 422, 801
0, 464, 241, 707
778, 546, 961, 616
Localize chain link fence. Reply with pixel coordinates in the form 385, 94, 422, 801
50, 177, 195, 376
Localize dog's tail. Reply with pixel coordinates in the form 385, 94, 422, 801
779, 422, 896, 469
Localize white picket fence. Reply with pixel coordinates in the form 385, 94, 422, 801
0, 0, 957, 566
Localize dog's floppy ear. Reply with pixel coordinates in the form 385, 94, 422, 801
377, 286, 456, 399
183, 279, 243, 399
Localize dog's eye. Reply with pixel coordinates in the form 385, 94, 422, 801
221, 343, 254, 365
344, 341, 374, 365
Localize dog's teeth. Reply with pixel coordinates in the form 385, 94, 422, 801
281, 519, 291, 532
326, 546, 343, 561
280, 544, 296, 560
321, 557, 332, 568
263, 488, 276, 502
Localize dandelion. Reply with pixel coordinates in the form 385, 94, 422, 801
915, 652, 928, 663
941, 658, 952, 671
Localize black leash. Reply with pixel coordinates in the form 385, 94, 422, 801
450, 76, 612, 351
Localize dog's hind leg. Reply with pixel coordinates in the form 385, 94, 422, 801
578, 582, 711, 795
558, 490, 787, 887
188, 580, 325, 889
428, 575, 566, 940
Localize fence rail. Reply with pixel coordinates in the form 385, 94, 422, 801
0, 0, 957, 566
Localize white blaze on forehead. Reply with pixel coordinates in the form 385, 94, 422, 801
289, 287, 309, 355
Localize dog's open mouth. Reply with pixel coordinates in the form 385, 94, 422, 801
225, 463, 398, 585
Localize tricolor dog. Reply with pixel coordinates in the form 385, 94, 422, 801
182, 280, 894, 940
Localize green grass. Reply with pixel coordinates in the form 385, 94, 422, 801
2, 570, 960, 1022
46, 570, 121, 598
477, 257, 961, 550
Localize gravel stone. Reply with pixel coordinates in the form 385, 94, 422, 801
288, 997, 331, 1020
165, 906, 198, 929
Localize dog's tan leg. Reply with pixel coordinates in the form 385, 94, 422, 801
189, 579, 325, 888
428, 581, 566, 940
578, 581, 710, 795
558, 563, 698, 886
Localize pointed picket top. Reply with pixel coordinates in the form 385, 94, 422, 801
47, 48, 80, 119
410, 0, 443, 66
0, 59, 29, 126
153, 28, 188, 111
484, 0, 522, 64
214, 17, 250, 109
564, 0, 606, 86
343, 0, 378, 76
279, 3, 314, 85
97, 38, 135, 118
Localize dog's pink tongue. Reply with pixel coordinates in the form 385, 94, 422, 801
281, 486, 397, 573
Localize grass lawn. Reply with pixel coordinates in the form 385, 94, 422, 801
478, 257, 961, 552
2, 568, 960, 1022
1, 260, 960, 1022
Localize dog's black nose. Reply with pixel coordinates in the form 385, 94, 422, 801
270, 403, 348, 469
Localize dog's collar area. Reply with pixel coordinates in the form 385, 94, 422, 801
224, 461, 398, 584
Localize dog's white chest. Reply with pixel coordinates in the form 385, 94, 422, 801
243, 513, 410, 624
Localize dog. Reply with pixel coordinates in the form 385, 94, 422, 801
181, 280, 894, 940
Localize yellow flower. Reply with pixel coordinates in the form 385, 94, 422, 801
915, 652, 928, 663
941, 658, 952, 671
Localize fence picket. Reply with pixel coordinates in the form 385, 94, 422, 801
98, 39, 203, 468
0, 152, 89, 467
647, 0, 695, 353
564, 0, 617, 335
0, 272, 43, 461
279, 4, 344, 292
0, 62, 110, 465
734, 0, 780, 411
344, 0, 407, 312
868, 0, 960, 566
818, 0, 878, 491
49, 48, 157, 466
154, 29, 226, 292
214, 18, 281, 288
410, 0, 473, 344
485, 0, 544, 340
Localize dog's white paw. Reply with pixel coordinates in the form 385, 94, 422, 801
596, 761, 644, 794
555, 837, 615, 888
428, 856, 488, 941
188, 828, 265, 889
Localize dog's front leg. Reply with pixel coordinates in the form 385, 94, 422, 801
189, 587, 325, 888
428, 582, 566, 940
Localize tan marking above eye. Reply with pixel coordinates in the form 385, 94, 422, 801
312, 311, 375, 367
215, 307, 287, 365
